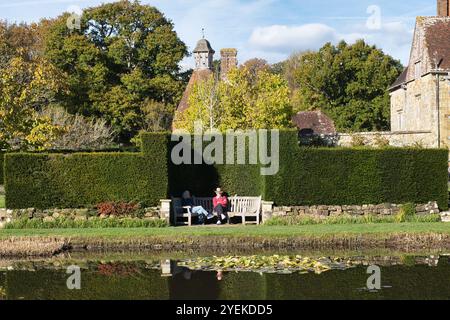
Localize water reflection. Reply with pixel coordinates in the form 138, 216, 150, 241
0, 252, 449, 300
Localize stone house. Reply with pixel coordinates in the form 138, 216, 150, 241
340, 0, 450, 149
389, 0, 450, 149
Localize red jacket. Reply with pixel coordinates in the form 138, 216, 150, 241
213, 195, 228, 208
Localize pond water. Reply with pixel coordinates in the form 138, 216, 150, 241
1, 250, 450, 300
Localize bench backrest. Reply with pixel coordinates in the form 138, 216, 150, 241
193, 197, 214, 213
172, 196, 262, 215
229, 196, 262, 214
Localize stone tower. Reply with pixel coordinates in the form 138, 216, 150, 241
438, 0, 450, 16
220, 48, 238, 80
176, 38, 215, 116
193, 38, 215, 70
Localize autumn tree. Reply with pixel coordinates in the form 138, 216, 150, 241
175, 67, 293, 132
241, 58, 271, 85
0, 55, 66, 150
44, 0, 188, 142
292, 40, 403, 132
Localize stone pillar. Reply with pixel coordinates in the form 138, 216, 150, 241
160, 199, 172, 225
261, 201, 274, 223
438, 0, 449, 16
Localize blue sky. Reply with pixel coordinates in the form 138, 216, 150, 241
0, 0, 438, 68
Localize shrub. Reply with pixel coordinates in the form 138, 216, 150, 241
395, 203, 416, 223
373, 134, 390, 148
350, 134, 366, 147
4, 217, 169, 229
96, 201, 142, 218
40, 106, 116, 151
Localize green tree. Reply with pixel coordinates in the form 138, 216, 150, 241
292, 40, 403, 132
44, 0, 188, 142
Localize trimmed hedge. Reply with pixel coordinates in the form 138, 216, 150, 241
4, 130, 448, 210
264, 130, 449, 210
0, 152, 4, 185
5, 134, 168, 209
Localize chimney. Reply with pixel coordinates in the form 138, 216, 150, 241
438, 0, 450, 16
220, 48, 238, 80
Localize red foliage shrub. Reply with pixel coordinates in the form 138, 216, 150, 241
96, 201, 141, 217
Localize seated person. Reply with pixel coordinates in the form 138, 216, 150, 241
213, 187, 228, 225
182, 190, 211, 224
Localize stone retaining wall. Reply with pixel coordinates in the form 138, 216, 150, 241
263, 202, 440, 221
0, 207, 162, 228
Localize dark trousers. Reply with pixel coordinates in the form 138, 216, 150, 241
214, 205, 228, 222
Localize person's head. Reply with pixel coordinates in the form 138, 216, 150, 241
216, 270, 223, 281
214, 187, 223, 197
182, 190, 191, 199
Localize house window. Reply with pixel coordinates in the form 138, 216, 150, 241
398, 112, 403, 130
415, 61, 421, 79
415, 94, 421, 108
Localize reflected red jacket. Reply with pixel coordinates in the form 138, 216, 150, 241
213, 196, 228, 208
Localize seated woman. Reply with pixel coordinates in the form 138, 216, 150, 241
182, 190, 211, 225
213, 187, 228, 225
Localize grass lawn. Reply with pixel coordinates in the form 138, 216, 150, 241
1, 222, 450, 239
0, 195, 4, 209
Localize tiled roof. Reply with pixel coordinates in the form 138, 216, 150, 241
176, 69, 214, 113
424, 18, 450, 70
390, 17, 450, 90
390, 67, 409, 90
292, 111, 336, 135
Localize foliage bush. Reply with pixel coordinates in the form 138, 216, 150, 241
40, 106, 116, 151
395, 203, 416, 223
4, 217, 168, 229
264, 130, 449, 210
350, 134, 366, 147
96, 201, 142, 218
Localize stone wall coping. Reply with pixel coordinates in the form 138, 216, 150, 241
338, 130, 432, 137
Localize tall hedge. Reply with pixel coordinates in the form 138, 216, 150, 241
0, 152, 4, 185
264, 130, 449, 210
4, 130, 448, 210
5, 134, 168, 209
168, 133, 262, 197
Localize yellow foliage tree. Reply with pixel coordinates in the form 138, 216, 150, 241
0, 53, 66, 150
174, 67, 293, 132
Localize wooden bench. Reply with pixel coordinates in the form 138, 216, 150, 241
172, 196, 262, 226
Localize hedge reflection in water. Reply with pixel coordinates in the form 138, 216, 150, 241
0, 253, 449, 300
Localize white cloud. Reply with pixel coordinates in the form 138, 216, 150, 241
249, 24, 339, 52
248, 21, 414, 64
